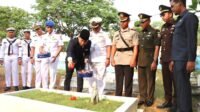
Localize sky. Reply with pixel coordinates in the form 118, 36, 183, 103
0, 0, 196, 22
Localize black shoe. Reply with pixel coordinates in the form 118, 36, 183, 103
26, 86, 31, 89
4, 87, 11, 91
14, 86, 19, 91
146, 100, 153, 107
157, 101, 172, 109
138, 100, 145, 106
22, 86, 27, 90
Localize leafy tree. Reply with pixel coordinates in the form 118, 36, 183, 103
33, 0, 118, 38
0, 6, 32, 38
189, 0, 200, 12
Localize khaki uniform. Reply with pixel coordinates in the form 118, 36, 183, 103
113, 28, 139, 65
138, 26, 160, 101
112, 28, 139, 96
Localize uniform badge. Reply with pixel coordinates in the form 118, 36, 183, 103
139, 15, 143, 19
51, 36, 56, 40
157, 32, 161, 38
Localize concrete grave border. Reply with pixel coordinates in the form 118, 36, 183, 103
0, 88, 138, 112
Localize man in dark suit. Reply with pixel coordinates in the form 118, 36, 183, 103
64, 29, 91, 92
169, 0, 199, 111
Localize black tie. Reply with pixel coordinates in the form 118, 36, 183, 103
7, 39, 17, 55
24, 40, 31, 57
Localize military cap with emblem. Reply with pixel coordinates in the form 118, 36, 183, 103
33, 22, 42, 30
159, 5, 172, 16
89, 17, 102, 28
138, 13, 152, 23
118, 11, 131, 22
6, 27, 16, 32
23, 29, 31, 33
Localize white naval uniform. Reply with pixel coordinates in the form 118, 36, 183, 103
21, 39, 33, 87
88, 30, 112, 95
43, 31, 64, 89
31, 34, 49, 89
0, 37, 22, 87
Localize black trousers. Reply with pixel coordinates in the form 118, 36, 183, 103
173, 61, 192, 112
64, 62, 83, 92
162, 62, 176, 103
115, 65, 134, 97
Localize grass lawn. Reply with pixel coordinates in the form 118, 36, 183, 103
12, 90, 123, 112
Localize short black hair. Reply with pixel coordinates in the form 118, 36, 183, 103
171, 0, 186, 7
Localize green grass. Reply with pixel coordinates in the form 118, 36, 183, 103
12, 90, 123, 112
155, 70, 200, 112
155, 70, 165, 99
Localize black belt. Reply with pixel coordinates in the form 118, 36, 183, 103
116, 47, 133, 52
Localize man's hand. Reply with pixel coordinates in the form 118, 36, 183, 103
186, 61, 195, 73
0, 60, 3, 65
68, 61, 75, 70
130, 58, 137, 68
111, 58, 115, 67
105, 58, 110, 67
169, 61, 174, 72
151, 61, 157, 71
18, 58, 22, 65
30, 58, 35, 64
51, 56, 57, 63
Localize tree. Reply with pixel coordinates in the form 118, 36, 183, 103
33, 0, 118, 38
189, 0, 200, 12
0, 6, 32, 38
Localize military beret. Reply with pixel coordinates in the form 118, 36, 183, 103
45, 20, 55, 27
118, 12, 130, 22
138, 13, 152, 22
89, 17, 102, 28
6, 27, 16, 32
80, 29, 90, 41
159, 5, 172, 16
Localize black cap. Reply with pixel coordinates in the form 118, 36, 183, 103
118, 12, 130, 22
80, 29, 90, 41
138, 13, 152, 22
159, 5, 172, 16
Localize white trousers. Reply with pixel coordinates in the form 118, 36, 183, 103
21, 56, 33, 87
88, 62, 106, 95
4, 55, 19, 87
35, 58, 49, 89
49, 57, 59, 89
